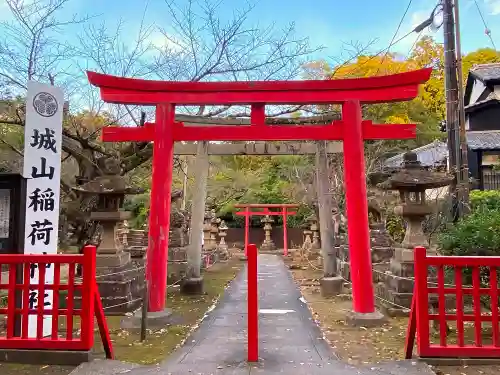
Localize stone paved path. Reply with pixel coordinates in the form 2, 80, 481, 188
71, 254, 436, 375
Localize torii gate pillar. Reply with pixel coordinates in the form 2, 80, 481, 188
147, 104, 175, 311
342, 101, 376, 315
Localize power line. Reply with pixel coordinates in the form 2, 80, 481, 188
473, 0, 497, 50
346, 29, 419, 77
345, 4, 438, 78
376, 0, 414, 75
406, 30, 423, 58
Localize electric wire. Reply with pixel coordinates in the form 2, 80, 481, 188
375, 0, 414, 76
473, 0, 497, 50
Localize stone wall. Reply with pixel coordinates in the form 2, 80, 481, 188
336, 224, 394, 283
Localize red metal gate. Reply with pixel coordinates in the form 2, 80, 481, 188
0, 246, 112, 357
406, 246, 500, 359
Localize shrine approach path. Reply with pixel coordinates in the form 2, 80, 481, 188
70, 254, 436, 375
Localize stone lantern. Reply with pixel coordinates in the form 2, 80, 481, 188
377, 151, 453, 312
307, 214, 321, 249
302, 222, 313, 249
260, 215, 276, 252
202, 210, 214, 251
72, 159, 144, 314
217, 220, 229, 261
209, 209, 221, 250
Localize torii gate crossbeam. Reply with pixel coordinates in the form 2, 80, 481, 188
87, 68, 432, 320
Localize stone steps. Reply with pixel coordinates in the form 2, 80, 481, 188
67, 359, 437, 375
69, 359, 140, 375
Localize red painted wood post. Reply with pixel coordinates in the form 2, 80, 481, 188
342, 100, 375, 314
414, 246, 430, 356
282, 206, 288, 257
247, 243, 258, 362
244, 206, 250, 258
146, 103, 176, 312
81, 245, 96, 349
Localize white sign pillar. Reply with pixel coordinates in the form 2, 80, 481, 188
23, 81, 64, 337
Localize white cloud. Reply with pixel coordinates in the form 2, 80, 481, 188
147, 30, 185, 52
484, 0, 500, 15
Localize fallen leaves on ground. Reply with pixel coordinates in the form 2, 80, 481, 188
289, 265, 500, 375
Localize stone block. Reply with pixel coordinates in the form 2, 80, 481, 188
336, 258, 351, 281
95, 256, 144, 315
127, 246, 146, 259
371, 246, 394, 263
372, 262, 390, 283
320, 276, 343, 297
0, 349, 92, 365
388, 291, 414, 308
394, 247, 415, 263
180, 277, 204, 295
168, 246, 187, 262
121, 308, 173, 332
390, 258, 415, 277
387, 273, 414, 294
167, 262, 188, 284
96, 251, 131, 268
346, 310, 387, 327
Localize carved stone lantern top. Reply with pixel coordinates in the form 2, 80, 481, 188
204, 209, 213, 222
72, 173, 144, 215
219, 220, 228, 231
261, 214, 274, 224
378, 152, 453, 192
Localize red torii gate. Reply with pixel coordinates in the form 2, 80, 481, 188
87, 68, 431, 318
234, 203, 298, 257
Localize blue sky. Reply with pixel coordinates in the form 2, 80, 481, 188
61, 0, 500, 60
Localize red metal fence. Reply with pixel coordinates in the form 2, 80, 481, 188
0, 246, 112, 357
406, 246, 500, 359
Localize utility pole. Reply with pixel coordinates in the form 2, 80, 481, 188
443, 0, 461, 220
453, 0, 470, 214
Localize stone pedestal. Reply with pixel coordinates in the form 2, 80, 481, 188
95, 251, 143, 315
346, 310, 387, 327
369, 223, 394, 283
335, 225, 394, 284
92, 211, 142, 315
376, 248, 415, 314
126, 229, 148, 264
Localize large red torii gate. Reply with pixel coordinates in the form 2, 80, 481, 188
87, 68, 431, 318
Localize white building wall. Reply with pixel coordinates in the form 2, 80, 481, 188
470, 80, 487, 104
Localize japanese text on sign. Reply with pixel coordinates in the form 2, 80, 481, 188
23, 81, 64, 337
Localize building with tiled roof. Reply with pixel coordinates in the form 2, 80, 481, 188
463, 63, 500, 190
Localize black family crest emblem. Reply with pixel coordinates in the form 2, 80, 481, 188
33, 92, 58, 117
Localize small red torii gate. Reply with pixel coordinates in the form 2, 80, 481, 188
87, 68, 431, 318
234, 203, 298, 257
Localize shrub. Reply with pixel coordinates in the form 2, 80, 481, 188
386, 213, 405, 243
470, 190, 500, 211
438, 209, 500, 257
